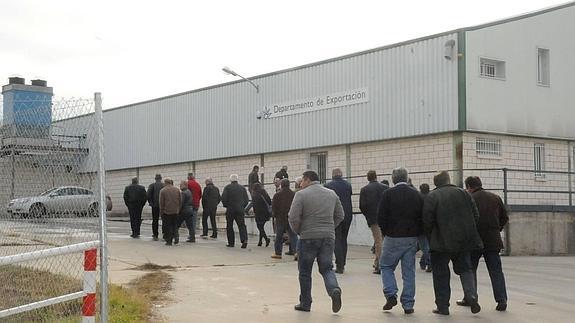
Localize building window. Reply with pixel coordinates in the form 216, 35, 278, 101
480, 57, 506, 79
534, 143, 546, 178
537, 48, 550, 86
310, 152, 327, 184
476, 137, 502, 158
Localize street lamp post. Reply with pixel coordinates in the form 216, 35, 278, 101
222, 66, 259, 93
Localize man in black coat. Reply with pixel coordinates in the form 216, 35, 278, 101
275, 165, 289, 180
248, 165, 260, 194
461, 176, 509, 311
377, 167, 423, 314
324, 168, 353, 274
201, 177, 221, 239
123, 177, 147, 238
147, 174, 164, 241
359, 170, 388, 274
221, 174, 249, 248
423, 171, 483, 316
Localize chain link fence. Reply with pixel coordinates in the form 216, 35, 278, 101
0, 92, 106, 322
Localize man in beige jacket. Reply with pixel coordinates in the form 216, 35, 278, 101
160, 178, 182, 246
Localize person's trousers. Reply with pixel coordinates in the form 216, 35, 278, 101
379, 236, 418, 309
370, 224, 383, 268
274, 221, 298, 255
334, 215, 352, 270
151, 207, 160, 238
256, 220, 268, 243
163, 214, 178, 244
418, 235, 431, 269
471, 249, 508, 303
298, 238, 340, 308
161, 214, 167, 240
431, 251, 478, 311
176, 209, 196, 240
202, 208, 218, 237
128, 205, 143, 236
226, 211, 248, 246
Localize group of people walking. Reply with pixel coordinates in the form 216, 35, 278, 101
123, 165, 509, 317
123, 173, 220, 245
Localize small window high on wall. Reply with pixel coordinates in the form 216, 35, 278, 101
534, 143, 546, 178
480, 57, 506, 79
537, 48, 550, 86
476, 137, 502, 158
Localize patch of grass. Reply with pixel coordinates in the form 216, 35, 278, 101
133, 262, 176, 271
0, 265, 173, 323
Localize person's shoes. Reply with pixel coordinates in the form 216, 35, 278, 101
200, 234, 207, 237
294, 304, 310, 312
186, 238, 195, 243
470, 300, 481, 314
271, 254, 282, 259
382, 296, 397, 311
294, 253, 298, 261
496, 302, 507, 312
456, 299, 470, 307
165, 241, 172, 246
285, 251, 295, 256
425, 266, 432, 273
210, 235, 217, 239
335, 267, 344, 274
420, 264, 426, 270
404, 308, 414, 314
432, 308, 449, 315
331, 288, 342, 313
257, 241, 262, 247
174, 237, 179, 245
226, 244, 234, 248
241, 242, 248, 249
265, 237, 271, 247
373, 269, 381, 275
152, 236, 159, 241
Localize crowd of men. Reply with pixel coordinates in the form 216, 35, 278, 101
123, 165, 509, 316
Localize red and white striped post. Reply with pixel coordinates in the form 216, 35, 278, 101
83, 248, 97, 323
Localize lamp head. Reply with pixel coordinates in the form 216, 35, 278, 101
222, 66, 238, 76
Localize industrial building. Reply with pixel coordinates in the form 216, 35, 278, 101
2, 3, 574, 254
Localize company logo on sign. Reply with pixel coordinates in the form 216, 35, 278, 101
262, 88, 369, 119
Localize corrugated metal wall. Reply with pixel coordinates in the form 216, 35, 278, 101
103, 33, 459, 170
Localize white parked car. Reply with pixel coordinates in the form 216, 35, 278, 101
7, 186, 100, 218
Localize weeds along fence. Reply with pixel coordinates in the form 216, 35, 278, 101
0, 93, 108, 322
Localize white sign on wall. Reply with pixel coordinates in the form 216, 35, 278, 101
261, 88, 369, 119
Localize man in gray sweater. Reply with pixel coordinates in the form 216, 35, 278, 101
288, 170, 345, 313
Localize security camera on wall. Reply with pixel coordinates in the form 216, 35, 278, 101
256, 110, 262, 119
444, 39, 456, 60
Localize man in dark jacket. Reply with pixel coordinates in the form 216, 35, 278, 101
177, 181, 196, 243
324, 168, 353, 274
423, 171, 483, 316
201, 177, 221, 239
221, 174, 250, 248
377, 167, 423, 314
248, 165, 260, 194
271, 179, 297, 259
147, 174, 164, 241
460, 176, 509, 311
275, 165, 289, 181
359, 170, 388, 274
123, 177, 147, 238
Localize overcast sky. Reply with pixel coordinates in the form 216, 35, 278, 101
0, 0, 569, 109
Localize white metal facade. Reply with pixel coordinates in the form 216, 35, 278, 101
102, 33, 459, 170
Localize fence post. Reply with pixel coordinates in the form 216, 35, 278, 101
95, 92, 108, 322
82, 249, 97, 323
502, 168, 510, 256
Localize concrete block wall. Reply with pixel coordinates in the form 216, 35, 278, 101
462, 132, 572, 205
509, 211, 575, 255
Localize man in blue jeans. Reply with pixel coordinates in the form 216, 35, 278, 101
377, 167, 424, 314
288, 170, 344, 313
